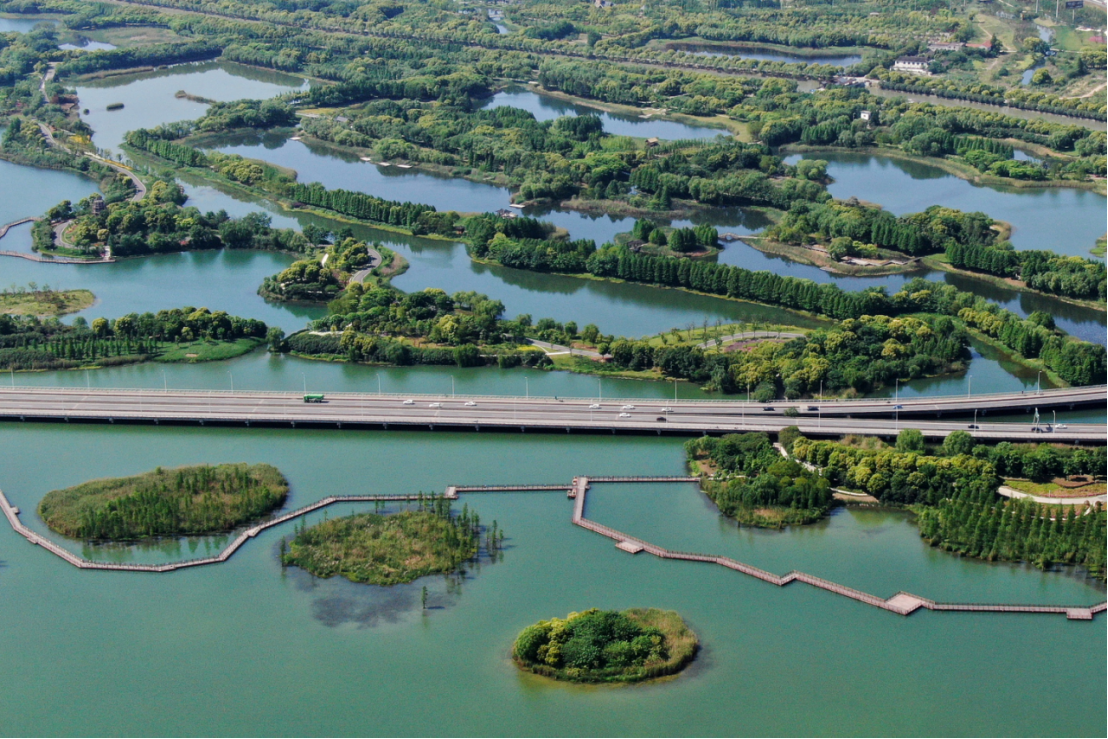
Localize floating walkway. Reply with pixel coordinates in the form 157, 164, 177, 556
1, 479, 1104, 621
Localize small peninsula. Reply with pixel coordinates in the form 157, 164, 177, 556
281, 503, 497, 585
0, 286, 94, 317
39, 463, 288, 540
512, 608, 698, 684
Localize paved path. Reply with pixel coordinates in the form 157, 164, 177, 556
349, 246, 383, 283
695, 330, 806, 349
0, 387, 1104, 441
998, 485, 1107, 506
527, 339, 603, 358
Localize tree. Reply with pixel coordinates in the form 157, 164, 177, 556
267, 327, 286, 352
895, 428, 925, 454
942, 430, 975, 457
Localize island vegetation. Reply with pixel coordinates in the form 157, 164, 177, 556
0, 306, 269, 370
280, 496, 502, 586
512, 608, 698, 684
0, 283, 93, 317
687, 432, 835, 528
38, 463, 288, 540
778, 428, 1107, 578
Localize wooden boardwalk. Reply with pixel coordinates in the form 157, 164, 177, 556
2, 477, 1104, 621
570, 477, 1107, 622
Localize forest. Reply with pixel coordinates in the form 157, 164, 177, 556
281, 495, 500, 585
784, 430, 1106, 576
687, 433, 835, 527
38, 463, 289, 540
945, 243, 1107, 302
0, 306, 268, 370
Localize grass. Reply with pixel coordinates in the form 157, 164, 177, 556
281, 510, 479, 585
1003, 478, 1107, 497
513, 608, 698, 684
0, 289, 94, 317
157, 337, 265, 362
1093, 236, 1106, 258
39, 463, 289, 540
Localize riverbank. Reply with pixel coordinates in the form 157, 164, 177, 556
780, 144, 1107, 195
739, 235, 922, 277
921, 253, 1107, 313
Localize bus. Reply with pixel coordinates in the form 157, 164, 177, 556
303, 394, 326, 403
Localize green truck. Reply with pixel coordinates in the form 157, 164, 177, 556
303, 394, 325, 403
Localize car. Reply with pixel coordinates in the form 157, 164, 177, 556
464, 401, 477, 407
588, 403, 601, 410
807, 406, 819, 411
762, 406, 774, 411
402, 399, 415, 405
661, 407, 672, 413
893, 404, 904, 410
429, 402, 442, 408
621, 404, 635, 410
656, 416, 668, 422
618, 412, 632, 418
1032, 427, 1043, 433
968, 424, 979, 429
1057, 423, 1068, 429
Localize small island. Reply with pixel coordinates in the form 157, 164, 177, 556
39, 463, 288, 540
0, 285, 94, 317
281, 503, 497, 585
687, 431, 835, 528
512, 608, 698, 684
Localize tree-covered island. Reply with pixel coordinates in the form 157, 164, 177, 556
39, 463, 289, 540
512, 608, 698, 684
0, 306, 269, 371
281, 496, 503, 586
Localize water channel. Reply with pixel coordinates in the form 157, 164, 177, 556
0, 424, 1103, 736
669, 42, 862, 67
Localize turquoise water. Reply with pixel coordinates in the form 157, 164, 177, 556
74, 61, 309, 154
786, 151, 1107, 259
0, 425, 1102, 736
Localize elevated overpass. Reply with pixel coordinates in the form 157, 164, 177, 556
0, 386, 1103, 442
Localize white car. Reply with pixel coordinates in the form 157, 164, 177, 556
1057, 423, 1068, 429
618, 412, 632, 418
429, 402, 442, 408
621, 404, 635, 410
661, 407, 672, 413
402, 399, 415, 405
588, 403, 601, 409
464, 401, 477, 407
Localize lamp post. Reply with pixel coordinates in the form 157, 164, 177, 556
967, 375, 971, 398
1036, 371, 1042, 395
162, 369, 167, 393
228, 371, 234, 393
377, 373, 382, 395
302, 373, 307, 395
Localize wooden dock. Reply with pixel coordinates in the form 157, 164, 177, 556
2, 477, 1105, 621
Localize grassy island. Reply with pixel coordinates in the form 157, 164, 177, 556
688, 431, 835, 528
281, 502, 498, 585
512, 608, 698, 684
39, 463, 288, 540
0, 286, 94, 317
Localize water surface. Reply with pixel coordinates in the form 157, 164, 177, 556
74, 61, 309, 154
0, 424, 1102, 736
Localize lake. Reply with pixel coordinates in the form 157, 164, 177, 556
0, 424, 1102, 736
74, 61, 309, 154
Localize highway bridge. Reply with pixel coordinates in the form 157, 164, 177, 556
0, 386, 1103, 442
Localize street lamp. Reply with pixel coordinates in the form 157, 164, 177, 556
162, 369, 167, 393
302, 373, 307, 394
967, 375, 971, 398
377, 373, 382, 395
228, 371, 234, 393
1036, 371, 1042, 395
